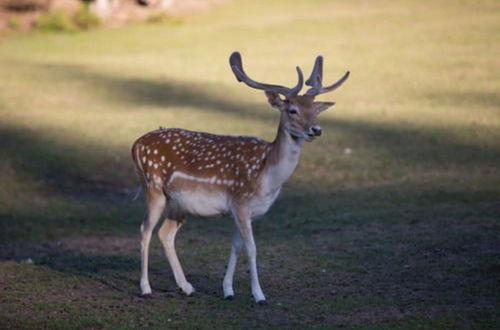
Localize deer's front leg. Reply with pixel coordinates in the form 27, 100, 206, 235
223, 228, 242, 299
233, 209, 266, 304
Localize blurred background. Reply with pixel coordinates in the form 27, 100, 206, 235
0, 0, 498, 328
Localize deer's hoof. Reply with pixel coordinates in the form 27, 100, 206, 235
180, 282, 195, 296
257, 300, 267, 306
140, 283, 152, 296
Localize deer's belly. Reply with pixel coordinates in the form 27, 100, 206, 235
167, 189, 229, 218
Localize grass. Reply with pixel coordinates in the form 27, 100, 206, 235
0, 0, 499, 328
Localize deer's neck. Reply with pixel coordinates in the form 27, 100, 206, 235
262, 120, 302, 190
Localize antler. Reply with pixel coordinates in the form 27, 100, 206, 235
305, 56, 350, 96
230, 51, 304, 98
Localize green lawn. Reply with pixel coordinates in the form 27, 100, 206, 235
0, 0, 499, 328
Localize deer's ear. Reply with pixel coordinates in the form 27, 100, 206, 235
265, 91, 285, 111
314, 101, 335, 113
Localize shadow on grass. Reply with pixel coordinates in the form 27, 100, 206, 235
32, 62, 270, 121
0, 124, 128, 199
41, 252, 141, 295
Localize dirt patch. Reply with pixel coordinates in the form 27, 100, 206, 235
0, 234, 139, 262
59, 235, 139, 255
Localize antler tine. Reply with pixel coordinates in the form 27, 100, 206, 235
320, 71, 350, 94
305, 56, 323, 86
306, 55, 349, 96
289, 66, 304, 97
305, 55, 323, 96
229, 51, 303, 98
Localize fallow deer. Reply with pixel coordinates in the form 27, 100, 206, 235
131, 51, 349, 304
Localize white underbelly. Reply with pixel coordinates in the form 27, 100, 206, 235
167, 189, 230, 218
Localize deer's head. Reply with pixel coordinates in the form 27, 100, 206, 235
230, 52, 349, 142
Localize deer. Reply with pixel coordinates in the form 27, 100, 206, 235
131, 51, 349, 304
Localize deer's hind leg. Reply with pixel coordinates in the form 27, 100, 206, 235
158, 218, 194, 295
140, 189, 166, 295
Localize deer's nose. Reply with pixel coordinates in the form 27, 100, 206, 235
310, 126, 322, 136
